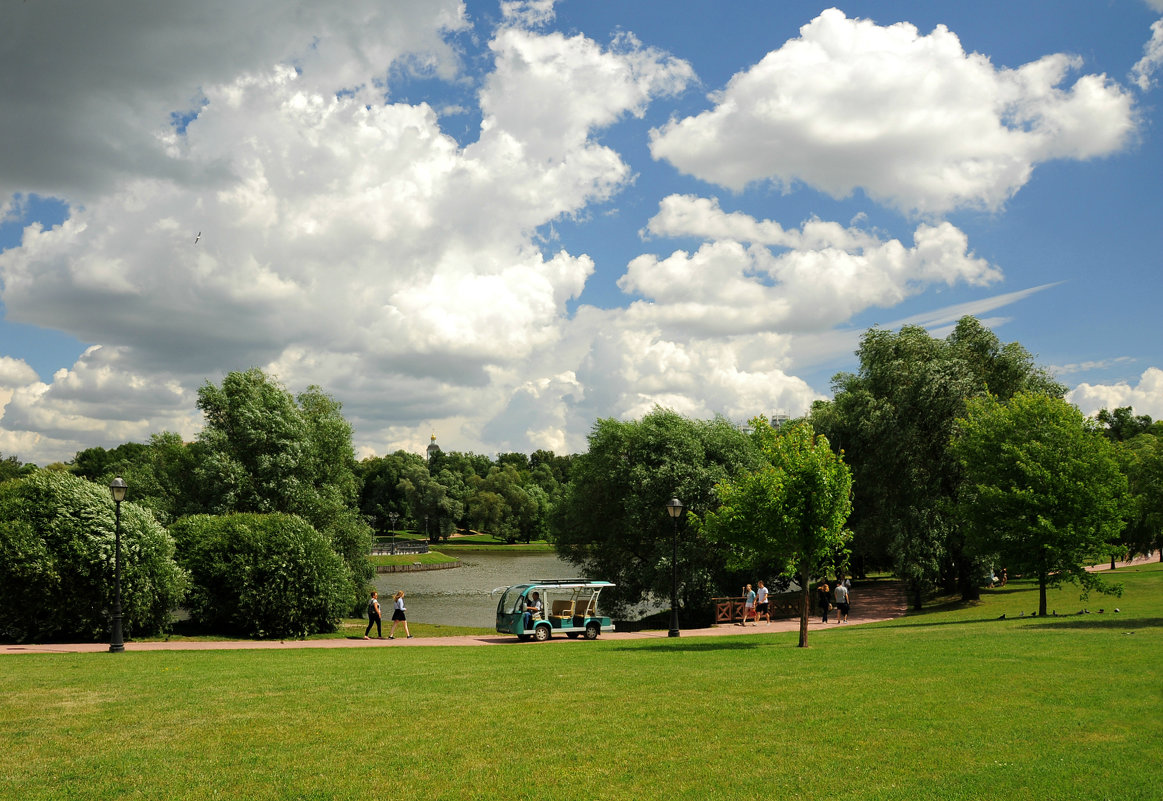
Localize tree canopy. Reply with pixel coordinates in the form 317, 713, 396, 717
952, 392, 1128, 615
701, 420, 852, 646
552, 407, 763, 619
0, 471, 188, 642
811, 316, 1063, 607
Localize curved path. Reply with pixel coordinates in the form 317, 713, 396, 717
2, 580, 908, 655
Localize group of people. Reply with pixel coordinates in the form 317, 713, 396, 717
816, 578, 852, 624
738, 581, 771, 625
363, 590, 413, 640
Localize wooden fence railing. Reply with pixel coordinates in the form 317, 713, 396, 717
711, 596, 800, 624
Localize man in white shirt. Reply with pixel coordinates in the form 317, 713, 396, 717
834, 581, 850, 623
755, 580, 770, 623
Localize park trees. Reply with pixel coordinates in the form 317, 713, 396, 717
0, 451, 35, 483
701, 420, 852, 646
170, 513, 349, 638
193, 369, 372, 607
551, 408, 763, 619
811, 316, 1063, 608
397, 460, 463, 541
355, 450, 425, 532
952, 392, 1128, 615
0, 471, 187, 642
1113, 426, 1163, 562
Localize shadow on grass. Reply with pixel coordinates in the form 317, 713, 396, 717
1021, 616, 1163, 631
880, 613, 1163, 631
611, 640, 764, 653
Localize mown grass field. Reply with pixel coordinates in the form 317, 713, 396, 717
2, 564, 1160, 801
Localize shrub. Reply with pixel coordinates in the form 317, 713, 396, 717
170, 513, 349, 638
0, 471, 188, 643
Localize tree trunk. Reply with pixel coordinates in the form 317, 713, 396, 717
1110, 555, 1116, 570
1038, 573, 1048, 617
798, 572, 809, 647
912, 580, 924, 611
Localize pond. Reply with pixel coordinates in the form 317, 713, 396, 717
372, 550, 581, 629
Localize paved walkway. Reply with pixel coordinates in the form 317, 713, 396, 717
2, 581, 908, 655
10, 556, 1155, 656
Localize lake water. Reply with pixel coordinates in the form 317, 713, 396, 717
373, 551, 581, 629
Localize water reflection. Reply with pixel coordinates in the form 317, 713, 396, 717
372, 551, 580, 629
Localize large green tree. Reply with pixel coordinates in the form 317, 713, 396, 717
193, 369, 371, 608
355, 450, 425, 532
811, 316, 1063, 608
952, 392, 1128, 615
397, 461, 463, 541
0, 471, 188, 642
701, 420, 852, 646
1115, 429, 1163, 562
551, 408, 763, 619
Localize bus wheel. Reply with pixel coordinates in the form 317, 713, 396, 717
534, 624, 551, 642
584, 622, 600, 640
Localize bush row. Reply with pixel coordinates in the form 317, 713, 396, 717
0, 472, 357, 642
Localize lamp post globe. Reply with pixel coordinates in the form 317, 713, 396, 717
388, 512, 399, 554
665, 497, 684, 638
108, 477, 128, 653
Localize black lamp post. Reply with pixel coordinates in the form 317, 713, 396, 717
388, 512, 399, 554
666, 497, 684, 638
109, 476, 127, 653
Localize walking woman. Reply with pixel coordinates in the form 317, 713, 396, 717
388, 590, 413, 639
363, 590, 382, 639
817, 581, 831, 623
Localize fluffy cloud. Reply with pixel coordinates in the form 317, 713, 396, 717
0, 9, 697, 463
2, 5, 1131, 467
1068, 368, 1163, 419
1131, 19, 1163, 91
0, 1, 469, 203
622, 195, 999, 334
649, 8, 1136, 214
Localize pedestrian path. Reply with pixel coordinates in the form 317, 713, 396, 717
2, 580, 909, 655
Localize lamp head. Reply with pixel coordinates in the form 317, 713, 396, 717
665, 497, 684, 518
109, 476, 128, 503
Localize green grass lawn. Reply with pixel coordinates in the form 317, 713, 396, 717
3, 564, 1160, 801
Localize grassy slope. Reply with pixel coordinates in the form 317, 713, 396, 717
2, 564, 1159, 801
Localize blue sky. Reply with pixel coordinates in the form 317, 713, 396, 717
1, 0, 1161, 465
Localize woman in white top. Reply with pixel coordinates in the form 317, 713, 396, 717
388, 590, 413, 639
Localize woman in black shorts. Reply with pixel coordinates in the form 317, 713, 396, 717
388, 590, 413, 639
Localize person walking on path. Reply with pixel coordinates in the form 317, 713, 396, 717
740, 584, 756, 625
834, 580, 850, 623
388, 590, 412, 639
755, 580, 770, 624
817, 582, 831, 623
363, 591, 382, 639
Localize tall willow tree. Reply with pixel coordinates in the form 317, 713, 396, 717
811, 316, 1063, 608
701, 419, 852, 647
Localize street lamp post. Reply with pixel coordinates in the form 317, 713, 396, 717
666, 497, 684, 638
388, 512, 399, 554
109, 477, 128, 653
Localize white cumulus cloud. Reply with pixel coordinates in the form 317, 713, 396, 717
1068, 367, 1163, 419
622, 195, 1000, 335
1131, 19, 1163, 91
649, 8, 1137, 214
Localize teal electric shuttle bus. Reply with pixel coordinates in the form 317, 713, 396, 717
495, 579, 616, 641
